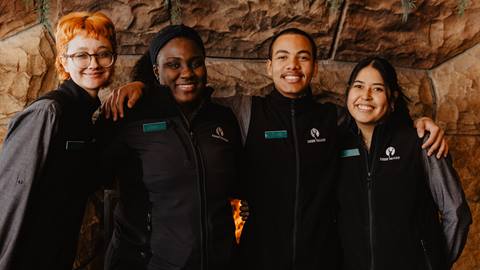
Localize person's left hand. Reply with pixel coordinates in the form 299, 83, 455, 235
414, 117, 449, 158
102, 81, 145, 121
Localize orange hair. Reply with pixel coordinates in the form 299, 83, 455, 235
55, 11, 117, 81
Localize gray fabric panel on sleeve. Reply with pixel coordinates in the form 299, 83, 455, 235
0, 100, 60, 269
421, 142, 472, 266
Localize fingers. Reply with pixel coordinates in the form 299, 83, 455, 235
415, 118, 426, 139
111, 89, 120, 121
127, 91, 141, 109
240, 211, 249, 221
427, 129, 444, 156
436, 139, 447, 159
421, 125, 440, 149
102, 92, 114, 119
116, 88, 127, 120
239, 200, 249, 221
444, 141, 449, 157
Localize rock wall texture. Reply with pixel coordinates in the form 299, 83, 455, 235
0, 1, 479, 270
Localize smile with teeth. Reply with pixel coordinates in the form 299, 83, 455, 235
282, 74, 304, 83
177, 84, 195, 91
355, 104, 375, 112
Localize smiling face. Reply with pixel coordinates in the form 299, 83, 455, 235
153, 37, 207, 105
347, 65, 390, 130
267, 33, 317, 99
61, 33, 114, 97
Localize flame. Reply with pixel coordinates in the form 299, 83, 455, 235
230, 199, 245, 243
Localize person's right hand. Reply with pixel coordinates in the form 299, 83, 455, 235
239, 200, 249, 221
102, 81, 145, 121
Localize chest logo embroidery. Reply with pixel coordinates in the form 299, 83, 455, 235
307, 128, 326, 144
380, 146, 400, 161
212, 126, 229, 142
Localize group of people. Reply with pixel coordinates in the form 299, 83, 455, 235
0, 10, 471, 270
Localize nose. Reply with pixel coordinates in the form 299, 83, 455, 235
361, 87, 373, 100
180, 65, 194, 79
285, 56, 300, 70
88, 55, 100, 68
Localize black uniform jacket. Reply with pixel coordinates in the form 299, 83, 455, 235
337, 115, 449, 270
0, 80, 100, 270
101, 85, 242, 270
236, 89, 340, 270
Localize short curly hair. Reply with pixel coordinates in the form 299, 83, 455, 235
55, 11, 117, 81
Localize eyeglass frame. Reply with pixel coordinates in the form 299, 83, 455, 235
63, 51, 117, 68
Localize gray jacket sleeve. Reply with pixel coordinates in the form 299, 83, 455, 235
0, 100, 59, 269
213, 95, 252, 145
421, 145, 472, 266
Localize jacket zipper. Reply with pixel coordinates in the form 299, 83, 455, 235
290, 100, 301, 269
179, 109, 209, 270
361, 132, 378, 270
421, 239, 433, 270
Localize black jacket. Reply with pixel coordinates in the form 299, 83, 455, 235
0, 80, 100, 270
337, 115, 449, 270
102, 85, 242, 270
237, 89, 340, 270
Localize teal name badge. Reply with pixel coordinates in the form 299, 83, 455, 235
264, 130, 288, 139
340, 148, 360, 158
143, 121, 167, 133
65, 140, 86, 151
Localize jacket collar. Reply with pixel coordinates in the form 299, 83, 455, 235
59, 79, 101, 116
266, 85, 314, 115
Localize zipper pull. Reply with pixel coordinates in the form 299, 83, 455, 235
147, 211, 152, 232
367, 172, 373, 188
290, 100, 296, 117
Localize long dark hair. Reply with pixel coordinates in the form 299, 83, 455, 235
346, 56, 412, 126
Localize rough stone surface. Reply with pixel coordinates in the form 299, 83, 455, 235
0, 24, 57, 125
0, 1, 479, 269
73, 193, 103, 270
447, 135, 480, 270
179, 0, 340, 59
59, 0, 170, 55
335, 0, 480, 69
429, 43, 480, 135
0, 0, 39, 39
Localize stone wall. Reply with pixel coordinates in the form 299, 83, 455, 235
0, 0, 479, 269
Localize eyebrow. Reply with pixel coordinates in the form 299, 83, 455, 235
274, 50, 312, 56
353, 80, 385, 86
297, 50, 312, 55
165, 55, 204, 60
71, 46, 110, 51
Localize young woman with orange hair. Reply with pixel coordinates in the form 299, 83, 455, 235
0, 11, 118, 270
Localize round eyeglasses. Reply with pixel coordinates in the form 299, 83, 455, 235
64, 51, 116, 68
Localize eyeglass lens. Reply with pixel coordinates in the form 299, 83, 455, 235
70, 52, 114, 68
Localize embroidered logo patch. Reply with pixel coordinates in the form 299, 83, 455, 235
212, 126, 229, 142
264, 130, 288, 139
143, 121, 167, 133
307, 128, 326, 144
340, 148, 360, 158
380, 146, 400, 161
